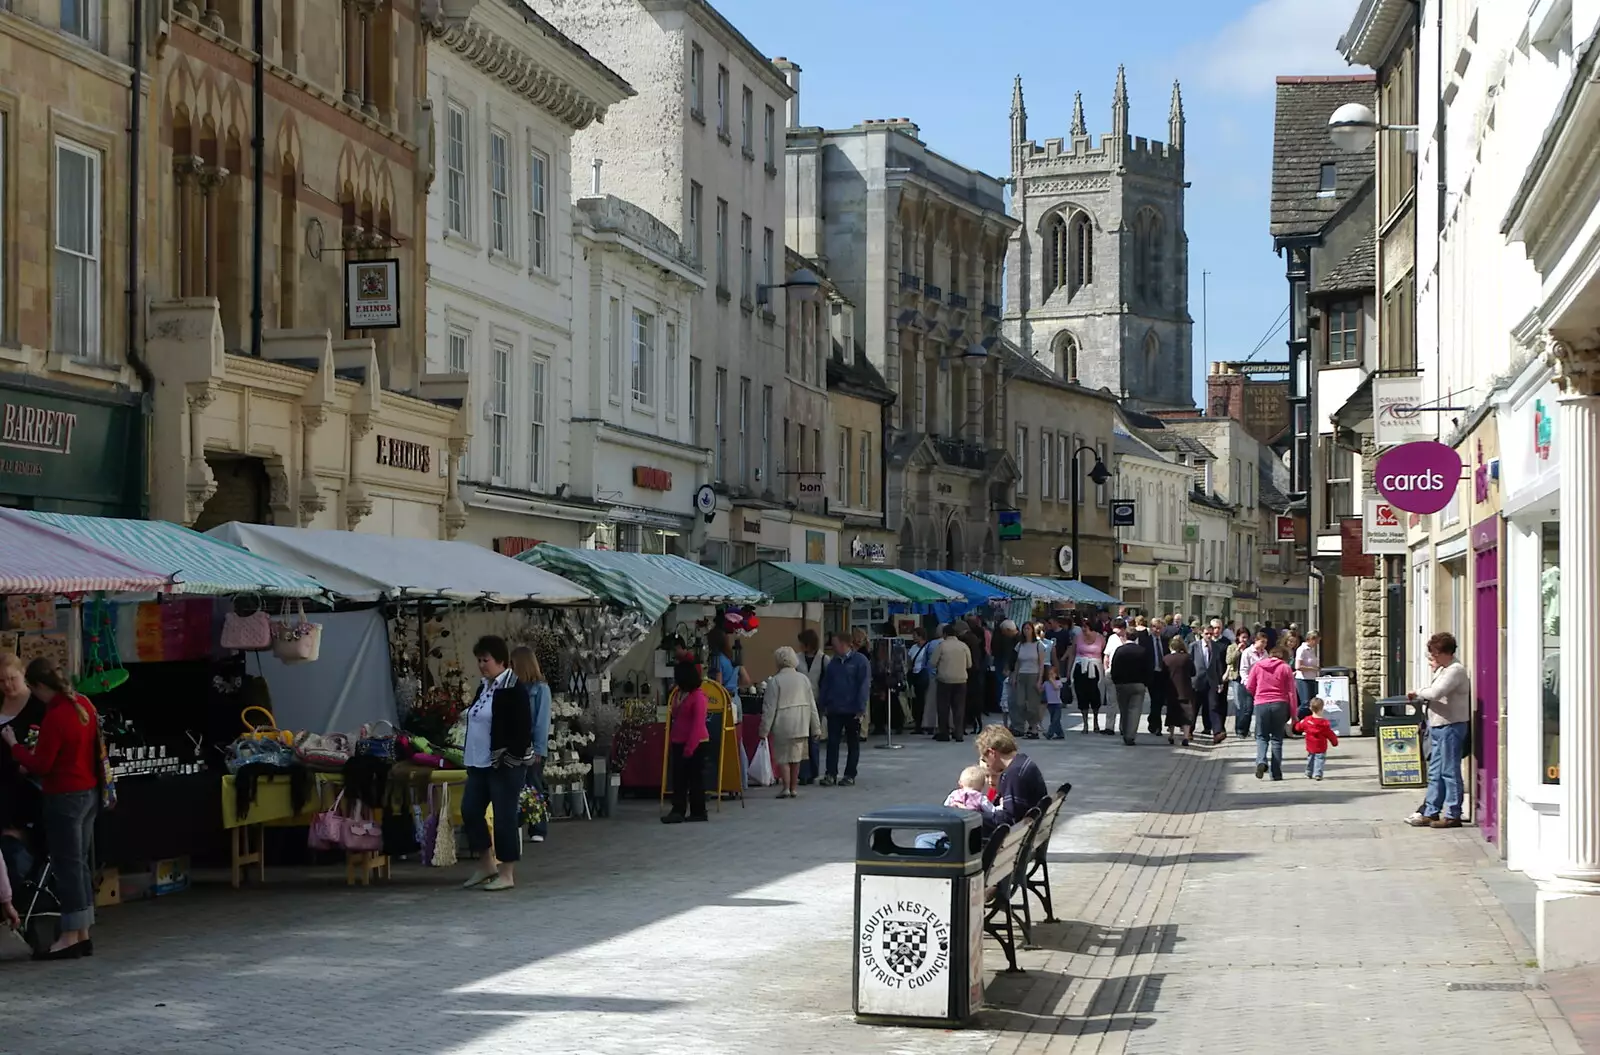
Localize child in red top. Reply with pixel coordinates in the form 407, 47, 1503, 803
1292, 697, 1339, 781
664, 658, 710, 824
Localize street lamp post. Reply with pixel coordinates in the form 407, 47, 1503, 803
1068, 444, 1112, 581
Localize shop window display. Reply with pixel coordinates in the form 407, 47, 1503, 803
1542, 522, 1560, 784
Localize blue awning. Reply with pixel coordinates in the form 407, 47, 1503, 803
1022, 577, 1121, 607
910, 570, 1033, 625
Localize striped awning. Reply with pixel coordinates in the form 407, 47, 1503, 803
848, 567, 964, 604
521, 545, 768, 622
27, 513, 327, 598
0, 510, 171, 595
972, 573, 1063, 602
732, 561, 913, 603
1016, 577, 1121, 607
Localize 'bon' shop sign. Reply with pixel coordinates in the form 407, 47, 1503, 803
1374, 441, 1463, 516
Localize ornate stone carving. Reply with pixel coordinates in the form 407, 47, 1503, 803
1024, 176, 1113, 196
1547, 334, 1600, 398
266, 463, 294, 525
298, 476, 327, 526
344, 486, 373, 530
429, 21, 608, 130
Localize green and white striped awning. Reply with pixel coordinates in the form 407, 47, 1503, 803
848, 567, 965, 604
733, 561, 913, 603
521, 545, 768, 622
27, 513, 327, 598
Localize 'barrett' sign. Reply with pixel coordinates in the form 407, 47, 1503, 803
1, 403, 79, 455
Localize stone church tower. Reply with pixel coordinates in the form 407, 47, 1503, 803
1003, 69, 1195, 410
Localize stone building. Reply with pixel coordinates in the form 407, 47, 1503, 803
781, 63, 1018, 572
421, 0, 636, 553
524, 0, 793, 572
146, 0, 473, 538
1111, 418, 1197, 616
0, 0, 151, 516
1004, 69, 1194, 410
777, 248, 846, 567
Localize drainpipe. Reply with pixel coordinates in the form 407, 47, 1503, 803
250, 0, 265, 357
125, 0, 152, 393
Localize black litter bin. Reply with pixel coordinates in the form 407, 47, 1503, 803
853, 806, 984, 1028
1375, 697, 1426, 788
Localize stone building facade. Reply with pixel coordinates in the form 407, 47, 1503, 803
1004, 69, 1194, 410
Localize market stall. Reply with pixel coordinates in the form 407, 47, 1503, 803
911, 569, 1033, 627
1009, 576, 1122, 609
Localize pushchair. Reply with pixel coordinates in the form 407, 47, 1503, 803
3, 832, 60, 957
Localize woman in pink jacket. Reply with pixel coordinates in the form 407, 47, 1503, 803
1245, 640, 1296, 781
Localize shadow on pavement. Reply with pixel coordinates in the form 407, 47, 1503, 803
1046, 850, 1253, 868
978, 971, 1164, 1034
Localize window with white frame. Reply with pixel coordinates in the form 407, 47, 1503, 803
741, 86, 754, 156
762, 227, 774, 291
529, 356, 548, 489
490, 340, 511, 481
1040, 429, 1053, 500
737, 377, 750, 483
837, 427, 849, 503
713, 367, 726, 482
1321, 435, 1352, 529
528, 149, 548, 271
488, 129, 511, 255
715, 198, 728, 291
716, 66, 729, 136
664, 323, 679, 418
445, 103, 469, 237
764, 104, 776, 169
761, 385, 772, 488
631, 308, 654, 406
607, 297, 621, 402
689, 43, 704, 115
740, 214, 752, 301
858, 432, 870, 507
1057, 433, 1069, 501
1326, 300, 1360, 365
61, 0, 98, 45
447, 324, 470, 373
53, 138, 101, 360
1014, 425, 1027, 495
689, 356, 702, 444
688, 182, 702, 266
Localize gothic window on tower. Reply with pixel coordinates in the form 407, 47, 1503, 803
1143, 330, 1160, 381
1055, 331, 1079, 383
1045, 213, 1069, 296
1069, 212, 1093, 296
1134, 209, 1165, 307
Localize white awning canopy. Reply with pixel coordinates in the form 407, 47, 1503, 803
206, 523, 595, 605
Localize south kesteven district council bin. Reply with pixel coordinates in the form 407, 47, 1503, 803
853, 806, 984, 1028
1375, 697, 1427, 788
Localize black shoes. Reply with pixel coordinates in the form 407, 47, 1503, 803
661, 811, 685, 824
839, 777, 856, 787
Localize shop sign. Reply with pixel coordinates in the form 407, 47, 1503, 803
1276, 515, 1296, 542
633, 466, 673, 491
344, 259, 401, 329
375, 434, 431, 473
1119, 565, 1154, 588
1377, 722, 1425, 787
1374, 441, 1463, 515
1374, 376, 1430, 446
849, 536, 886, 564
855, 874, 954, 1017
0, 383, 140, 514
997, 510, 1022, 542
1535, 399, 1552, 460
1110, 499, 1136, 528
1056, 544, 1076, 576
1182, 522, 1200, 543
1340, 517, 1375, 577
1362, 498, 1407, 555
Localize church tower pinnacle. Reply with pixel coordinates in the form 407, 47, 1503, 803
1010, 75, 1027, 176
1169, 79, 1185, 150
1112, 65, 1129, 138
1070, 91, 1086, 139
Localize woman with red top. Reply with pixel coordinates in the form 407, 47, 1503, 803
663, 658, 710, 824
0, 660, 100, 959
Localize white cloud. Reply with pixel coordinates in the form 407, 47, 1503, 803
1185, 0, 1364, 97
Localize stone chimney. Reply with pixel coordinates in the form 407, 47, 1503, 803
773, 57, 801, 128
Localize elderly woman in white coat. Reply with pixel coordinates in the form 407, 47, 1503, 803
760, 646, 824, 799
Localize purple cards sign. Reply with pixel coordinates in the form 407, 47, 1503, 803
1375, 441, 1463, 515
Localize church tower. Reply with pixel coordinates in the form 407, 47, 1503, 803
1002, 69, 1194, 410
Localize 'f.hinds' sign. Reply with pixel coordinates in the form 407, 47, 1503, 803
1374, 441, 1462, 515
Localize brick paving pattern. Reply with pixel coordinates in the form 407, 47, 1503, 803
0, 720, 1584, 1054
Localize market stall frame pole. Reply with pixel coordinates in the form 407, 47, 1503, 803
1069, 447, 1113, 581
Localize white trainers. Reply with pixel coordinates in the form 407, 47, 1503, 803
529, 834, 545, 843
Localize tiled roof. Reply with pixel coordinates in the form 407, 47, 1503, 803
1271, 76, 1377, 240
827, 350, 894, 402
1318, 232, 1376, 293
1137, 429, 1215, 461
1190, 487, 1235, 513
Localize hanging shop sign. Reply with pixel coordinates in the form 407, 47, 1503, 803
1110, 499, 1136, 528
1373, 376, 1431, 446
374, 434, 432, 473
1276, 515, 1296, 542
1182, 522, 1200, 543
1340, 517, 1375, 577
997, 510, 1022, 542
345, 259, 402, 330
849, 536, 887, 564
632, 466, 673, 491
693, 484, 717, 519
1374, 441, 1463, 515
1362, 498, 1408, 555
1056, 544, 1076, 576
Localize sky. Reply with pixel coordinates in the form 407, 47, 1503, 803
716, 0, 1364, 403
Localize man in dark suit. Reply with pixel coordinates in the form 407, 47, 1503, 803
1192, 621, 1229, 742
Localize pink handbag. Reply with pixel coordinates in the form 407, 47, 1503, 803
222, 594, 272, 651
308, 791, 349, 851
342, 801, 383, 853
271, 602, 322, 663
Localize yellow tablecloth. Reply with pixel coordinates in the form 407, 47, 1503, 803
221, 769, 467, 829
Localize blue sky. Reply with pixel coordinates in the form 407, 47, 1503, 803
717, 0, 1363, 402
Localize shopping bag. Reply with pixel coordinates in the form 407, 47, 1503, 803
747, 739, 776, 786
431, 783, 458, 867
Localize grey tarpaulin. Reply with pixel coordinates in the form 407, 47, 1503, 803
251, 610, 397, 734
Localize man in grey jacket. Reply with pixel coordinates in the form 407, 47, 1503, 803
1406, 631, 1472, 828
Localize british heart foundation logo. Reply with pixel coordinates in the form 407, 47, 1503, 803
1373, 503, 1400, 529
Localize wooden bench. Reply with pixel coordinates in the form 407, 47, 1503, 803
1020, 782, 1073, 940
981, 815, 1037, 973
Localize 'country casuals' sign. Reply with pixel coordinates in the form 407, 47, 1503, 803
1374, 441, 1463, 515
1373, 376, 1431, 446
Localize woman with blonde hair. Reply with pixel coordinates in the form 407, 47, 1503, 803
510, 646, 552, 844
759, 646, 823, 798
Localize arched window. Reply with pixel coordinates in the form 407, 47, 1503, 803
1054, 331, 1080, 382
1143, 331, 1160, 378
1069, 212, 1093, 295
1134, 208, 1165, 306
1044, 213, 1069, 296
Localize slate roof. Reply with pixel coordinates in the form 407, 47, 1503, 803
1271, 76, 1377, 240
827, 348, 894, 403
1319, 237, 1376, 293
1136, 429, 1215, 461
1190, 487, 1235, 513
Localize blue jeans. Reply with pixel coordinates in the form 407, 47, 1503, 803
1306, 752, 1327, 778
462, 765, 528, 863
1234, 684, 1254, 737
42, 790, 97, 931
826, 712, 860, 779
1254, 701, 1289, 779
1047, 704, 1064, 738
1296, 679, 1315, 717
1424, 722, 1469, 819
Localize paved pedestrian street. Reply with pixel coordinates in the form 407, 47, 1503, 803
0, 724, 1585, 1055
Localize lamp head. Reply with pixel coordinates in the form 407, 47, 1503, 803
786, 267, 823, 303
1328, 102, 1377, 154
1088, 461, 1111, 487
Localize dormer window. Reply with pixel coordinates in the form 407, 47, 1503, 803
1317, 163, 1337, 198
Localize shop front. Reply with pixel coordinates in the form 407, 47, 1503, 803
1155, 561, 1189, 619
0, 376, 144, 518
149, 310, 471, 538
1117, 562, 1155, 615
1499, 360, 1562, 878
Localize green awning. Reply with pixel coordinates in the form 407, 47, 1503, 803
26, 512, 327, 598
732, 561, 913, 603
520, 545, 768, 622
848, 567, 964, 603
